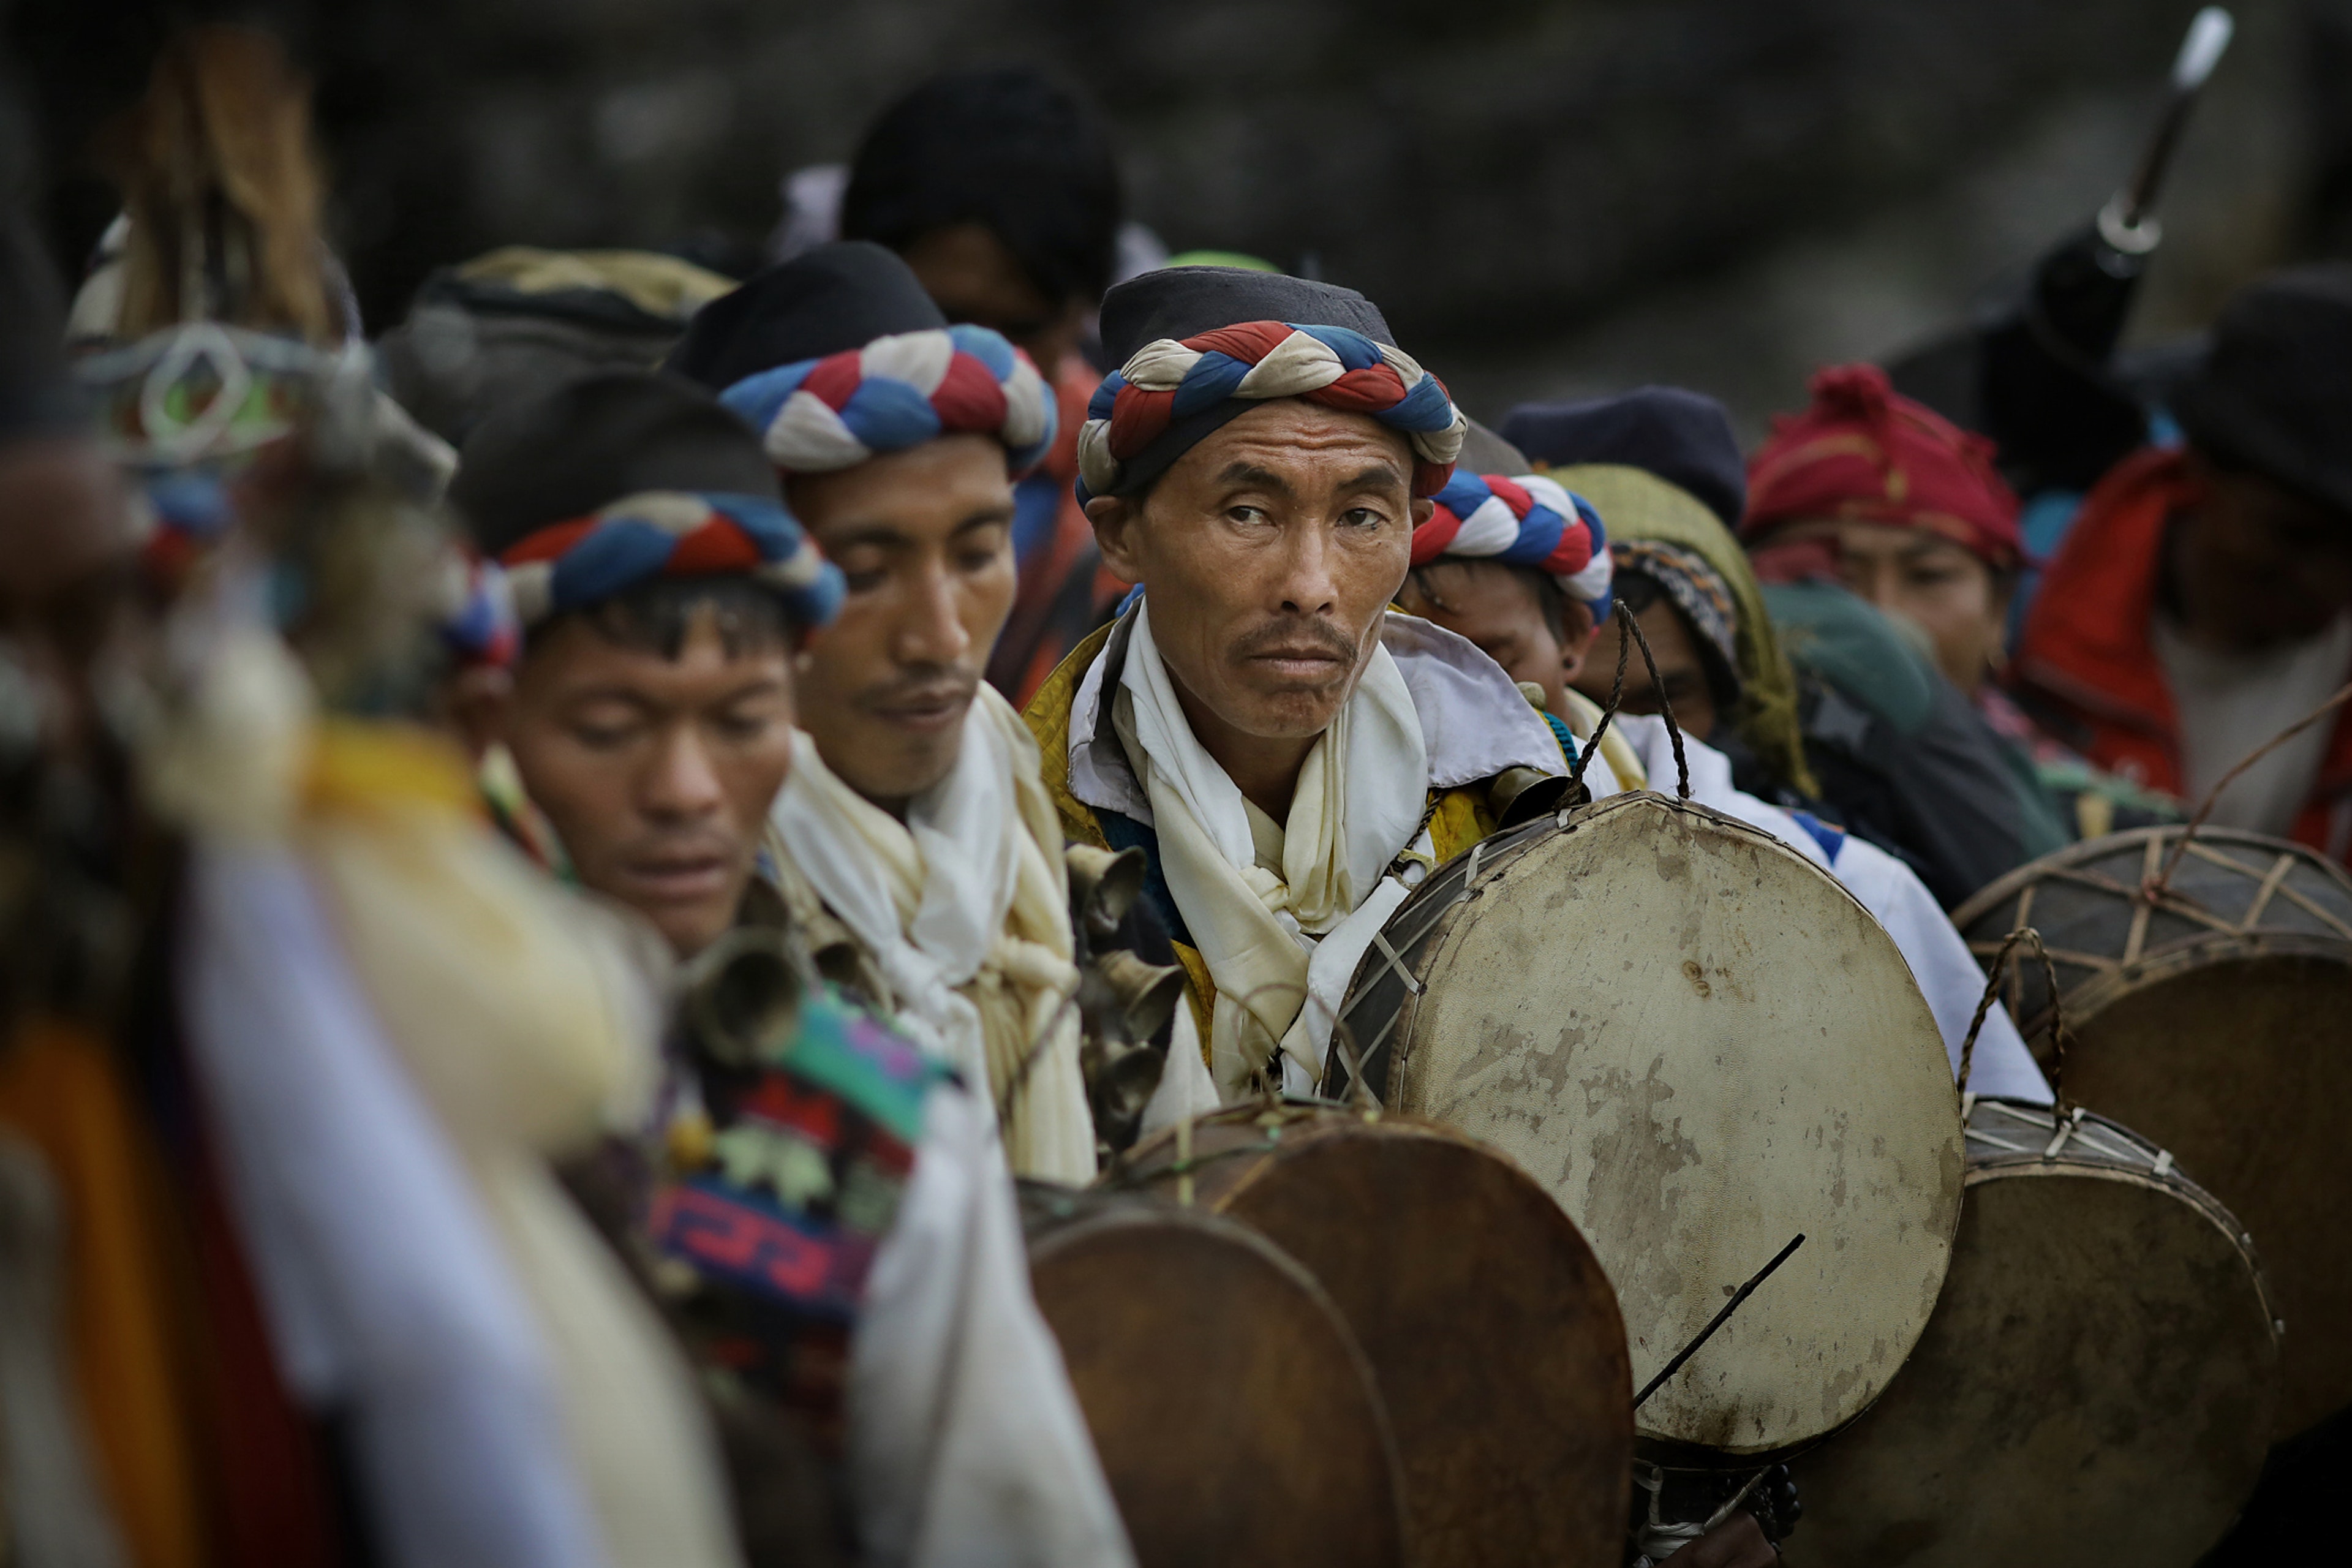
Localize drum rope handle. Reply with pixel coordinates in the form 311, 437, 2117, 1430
1958, 925, 2076, 1118
1621, 611, 1693, 801
2146, 677, 2352, 902
1568, 606, 1634, 794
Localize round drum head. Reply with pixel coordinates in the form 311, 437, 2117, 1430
1023, 1190, 1406, 1568
1955, 827, 2352, 1434
1792, 1101, 2279, 1566
1355, 792, 1963, 1461
1123, 1106, 1632, 1567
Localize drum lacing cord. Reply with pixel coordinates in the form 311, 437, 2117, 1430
2145, 677, 2352, 903
1958, 926, 2076, 1123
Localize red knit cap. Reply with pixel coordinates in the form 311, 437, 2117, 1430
1743, 363, 2024, 569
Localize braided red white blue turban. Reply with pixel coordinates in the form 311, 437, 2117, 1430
497, 491, 844, 632
1076, 321, 1466, 503
1411, 472, 1614, 622
716, 324, 1055, 477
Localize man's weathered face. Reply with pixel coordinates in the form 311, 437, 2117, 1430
1395, 558, 1594, 720
2173, 448, 2352, 650
1572, 595, 1720, 742
787, 432, 1016, 810
1752, 518, 2008, 695
900, 221, 1087, 375
502, 611, 794, 957
1089, 401, 1429, 751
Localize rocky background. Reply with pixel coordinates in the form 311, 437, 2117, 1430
10, 0, 2350, 432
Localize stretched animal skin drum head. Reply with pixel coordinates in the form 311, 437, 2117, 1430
1023, 1188, 1406, 1568
1791, 1100, 2279, 1567
1364, 793, 1964, 1461
1123, 1105, 1632, 1567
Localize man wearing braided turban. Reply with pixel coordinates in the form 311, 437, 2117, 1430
445, 369, 1131, 1568
1025, 266, 1566, 1102
668, 241, 1099, 1187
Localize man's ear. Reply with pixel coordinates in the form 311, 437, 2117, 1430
1561, 612, 1602, 686
443, 665, 514, 764
1086, 494, 1142, 584
1410, 496, 1435, 528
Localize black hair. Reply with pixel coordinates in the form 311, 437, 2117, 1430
535, 576, 797, 662
841, 66, 1120, 309
1409, 558, 1572, 644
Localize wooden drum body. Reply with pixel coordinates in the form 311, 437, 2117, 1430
1120, 1104, 1632, 1567
1020, 1187, 1406, 1568
1792, 1098, 2280, 1567
1954, 826, 2352, 1434
1330, 791, 1964, 1466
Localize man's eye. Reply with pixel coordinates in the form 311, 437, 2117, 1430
1226, 505, 1268, 525
957, 548, 1005, 575
841, 567, 888, 594
570, 719, 639, 750
715, 709, 779, 741
1339, 507, 1389, 529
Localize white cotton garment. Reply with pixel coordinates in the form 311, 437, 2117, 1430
849, 1084, 1136, 1568
182, 846, 610, 1568
1589, 712, 2052, 1104
2154, 611, 2352, 835
1115, 600, 1433, 1098
771, 684, 1096, 1183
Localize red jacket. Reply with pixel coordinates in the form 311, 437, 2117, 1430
2011, 446, 2352, 862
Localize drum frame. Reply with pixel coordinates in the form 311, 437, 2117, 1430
1953, 826, 2352, 1044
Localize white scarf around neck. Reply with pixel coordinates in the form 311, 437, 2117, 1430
1117, 601, 1433, 1098
771, 684, 1095, 1183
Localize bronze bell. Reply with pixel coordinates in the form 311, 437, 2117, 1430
680, 927, 805, 1069
1065, 842, 1148, 948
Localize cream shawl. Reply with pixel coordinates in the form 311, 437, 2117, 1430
1116, 603, 1436, 1098
771, 685, 1095, 1183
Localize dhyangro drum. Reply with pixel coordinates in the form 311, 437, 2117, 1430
1120, 1102, 1631, 1567
1953, 826, 2352, 1434
1020, 1186, 1406, 1568
1327, 790, 1964, 1466
1791, 1096, 2280, 1567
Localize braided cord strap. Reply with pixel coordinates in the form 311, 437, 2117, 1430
1410, 470, 1615, 622
1076, 320, 1467, 502
498, 490, 844, 631
718, 323, 1055, 477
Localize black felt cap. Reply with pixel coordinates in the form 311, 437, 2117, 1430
450, 371, 778, 556
2173, 264, 2352, 517
665, 241, 947, 391
1500, 387, 1747, 529
1098, 266, 1395, 363
1092, 266, 1404, 496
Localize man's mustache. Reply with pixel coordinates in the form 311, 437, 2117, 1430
856, 666, 980, 711
1227, 618, 1360, 663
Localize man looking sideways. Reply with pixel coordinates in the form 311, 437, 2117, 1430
669, 241, 1098, 1183
1026, 265, 1566, 1102
446, 370, 1131, 1567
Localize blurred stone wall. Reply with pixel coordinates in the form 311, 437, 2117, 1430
10, 0, 2345, 431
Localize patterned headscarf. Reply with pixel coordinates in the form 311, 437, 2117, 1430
497, 490, 843, 633
1076, 320, 1465, 503
1410, 470, 1614, 623
718, 323, 1055, 477
1611, 538, 1742, 708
